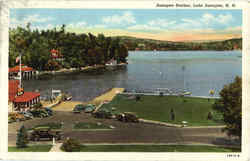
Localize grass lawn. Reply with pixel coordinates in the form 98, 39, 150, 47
100, 94, 224, 126
73, 122, 111, 130
30, 122, 62, 130
78, 145, 240, 152
8, 145, 52, 152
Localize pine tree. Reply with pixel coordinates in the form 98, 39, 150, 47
16, 125, 29, 148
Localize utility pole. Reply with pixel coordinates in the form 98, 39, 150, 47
182, 65, 186, 92
19, 53, 22, 88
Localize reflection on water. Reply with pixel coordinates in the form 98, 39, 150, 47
23, 51, 242, 102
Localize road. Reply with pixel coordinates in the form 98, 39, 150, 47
8, 110, 239, 147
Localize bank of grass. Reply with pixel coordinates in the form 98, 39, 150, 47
73, 122, 111, 130
77, 145, 240, 152
8, 145, 52, 152
100, 94, 223, 126
28, 122, 62, 131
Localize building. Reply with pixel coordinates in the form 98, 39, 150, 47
8, 80, 40, 112
9, 64, 35, 80
51, 49, 64, 61
106, 58, 117, 66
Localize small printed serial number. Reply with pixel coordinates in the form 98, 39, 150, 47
227, 154, 240, 158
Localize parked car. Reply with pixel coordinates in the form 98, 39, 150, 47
8, 115, 16, 123
117, 112, 139, 123
19, 111, 34, 120
84, 105, 95, 113
9, 113, 26, 122
40, 110, 49, 117
30, 109, 49, 118
92, 110, 113, 119
44, 107, 53, 116
73, 104, 85, 113
29, 126, 63, 141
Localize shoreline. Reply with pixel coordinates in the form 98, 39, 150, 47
49, 88, 125, 112
37, 63, 127, 76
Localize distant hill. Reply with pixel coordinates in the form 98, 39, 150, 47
112, 36, 242, 51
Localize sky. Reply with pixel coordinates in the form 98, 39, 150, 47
10, 9, 242, 42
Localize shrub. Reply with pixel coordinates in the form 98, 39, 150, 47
135, 95, 141, 101
33, 102, 42, 109
207, 112, 213, 120
61, 138, 81, 152
16, 125, 29, 148
62, 62, 71, 69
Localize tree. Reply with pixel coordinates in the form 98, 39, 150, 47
209, 89, 215, 97
208, 89, 215, 102
9, 25, 128, 70
213, 76, 242, 139
61, 138, 81, 152
16, 125, 29, 148
135, 95, 141, 101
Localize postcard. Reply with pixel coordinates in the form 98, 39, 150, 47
0, 0, 250, 161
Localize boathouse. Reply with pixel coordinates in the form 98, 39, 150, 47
8, 80, 40, 112
9, 64, 35, 80
51, 49, 64, 61
106, 58, 117, 66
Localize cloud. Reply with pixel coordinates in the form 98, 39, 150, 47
24, 14, 53, 23
174, 13, 234, 30
217, 14, 233, 24
65, 22, 108, 31
67, 21, 87, 28
127, 24, 161, 31
201, 13, 215, 25
201, 13, 233, 25
126, 13, 234, 33
148, 19, 176, 28
92, 24, 107, 28
127, 19, 176, 32
102, 11, 136, 25
10, 14, 53, 28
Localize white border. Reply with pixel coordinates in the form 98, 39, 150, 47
0, 0, 249, 161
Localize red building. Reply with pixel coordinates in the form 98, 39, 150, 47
8, 80, 40, 112
9, 64, 35, 79
51, 49, 64, 61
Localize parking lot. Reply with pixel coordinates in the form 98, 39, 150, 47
8, 108, 233, 147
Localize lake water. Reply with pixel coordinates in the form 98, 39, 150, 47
23, 51, 242, 102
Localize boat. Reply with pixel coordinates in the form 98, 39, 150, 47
65, 96, 72, 101
63, 92, 72, 101
183, 92, 192, 96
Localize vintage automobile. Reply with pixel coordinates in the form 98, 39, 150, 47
44, 107, 53, 116
18, 111, 34, 120
9, 113, 26, 122
84, 104, 96, 113
72, 104, 85, 113
92, 110, 113, 119
29, 127, 63, 141
30, 109, 49, 118
117, 112, 139, 123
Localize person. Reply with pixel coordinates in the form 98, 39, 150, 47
207, 111, 212, 120
170, 108, 175, 121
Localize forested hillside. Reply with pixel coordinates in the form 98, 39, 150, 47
9, 24, 241, 71
9, 24, 128, 71
117, 36, 242, 51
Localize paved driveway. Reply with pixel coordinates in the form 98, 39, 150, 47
8, 111, 239, 147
